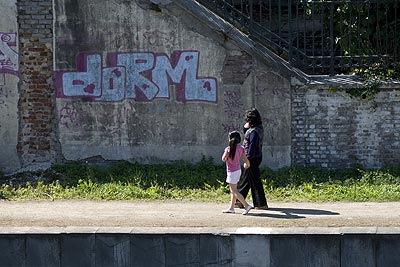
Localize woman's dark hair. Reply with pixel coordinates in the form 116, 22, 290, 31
245, 108, 262, 127
228, 131, 241, 159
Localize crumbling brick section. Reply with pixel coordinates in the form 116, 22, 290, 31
17, 0, 57, 166
222, 52, 253, 85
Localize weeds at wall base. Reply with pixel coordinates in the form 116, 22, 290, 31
0, 160, 399, 202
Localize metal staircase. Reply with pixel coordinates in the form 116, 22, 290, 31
196, 0, 399, 76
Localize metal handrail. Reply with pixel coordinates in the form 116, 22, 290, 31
197, 0, 399, 76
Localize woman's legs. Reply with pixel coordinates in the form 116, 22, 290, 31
237, 170, 250, 199
245, 157, 268, 207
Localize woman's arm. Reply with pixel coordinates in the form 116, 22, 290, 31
246, 131, 259, 160
243, 122, 250, 134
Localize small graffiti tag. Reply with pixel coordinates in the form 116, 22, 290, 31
222, 89, 244, 132
0, 33, 18, 76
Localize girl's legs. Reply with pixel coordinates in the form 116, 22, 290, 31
223, 183, 253, 214
229, 183, 248, 208
223, 184, 238, 213
223, 170, 253, 214
228, 188, 237, 210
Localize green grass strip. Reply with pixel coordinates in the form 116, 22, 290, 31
1, 158, 399, 202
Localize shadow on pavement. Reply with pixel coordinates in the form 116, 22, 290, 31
246, 207, 340, 220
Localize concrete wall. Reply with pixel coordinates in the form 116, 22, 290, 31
0, 0, 21, 173
1, 0, 400, 174
52, 0, 292, 168
0, 227, 399, 266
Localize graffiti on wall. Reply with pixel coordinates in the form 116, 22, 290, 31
0, 33, 18, 76
55, 50, 217, 103
222, 88, 244, 132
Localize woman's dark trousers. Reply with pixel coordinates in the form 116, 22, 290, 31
238, 157, 267, 207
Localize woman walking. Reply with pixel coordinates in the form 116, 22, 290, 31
237, 108, 268, 209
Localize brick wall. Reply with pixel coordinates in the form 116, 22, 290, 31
17, 0, 56, 166
292, 87, 400, 168
222, 52, 253, 85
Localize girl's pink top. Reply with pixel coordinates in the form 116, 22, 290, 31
224, 145, 245, 172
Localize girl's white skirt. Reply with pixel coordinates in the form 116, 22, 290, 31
226, 169, 241, 184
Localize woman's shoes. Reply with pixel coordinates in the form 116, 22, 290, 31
242, 205, 253, 215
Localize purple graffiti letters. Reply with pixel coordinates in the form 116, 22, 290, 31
55, 50, 217, 103
0, 33, 18, 76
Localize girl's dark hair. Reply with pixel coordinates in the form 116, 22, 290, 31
245, 108, 262, 127
228, 131, 241, 159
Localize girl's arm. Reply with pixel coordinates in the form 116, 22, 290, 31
222, 149, 229, 162
242, 153, 250, 169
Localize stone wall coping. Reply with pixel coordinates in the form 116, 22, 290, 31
307, 75, 400, 89
0, 226, 399, 235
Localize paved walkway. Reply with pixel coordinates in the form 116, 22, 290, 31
0, 200, 399, 228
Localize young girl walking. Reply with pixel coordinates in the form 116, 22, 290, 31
222, 131, 253, 215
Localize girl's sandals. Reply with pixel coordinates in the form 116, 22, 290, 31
222, 209, 235, 214
242, 205, 253, 215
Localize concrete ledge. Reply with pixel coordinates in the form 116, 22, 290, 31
1, 226, 400, 234
0, 227, 399, 266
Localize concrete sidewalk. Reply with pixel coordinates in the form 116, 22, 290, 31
0, 200, 399, 228
0, 200, 399, 267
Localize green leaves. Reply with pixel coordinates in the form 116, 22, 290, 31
1, 161, 400, 202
